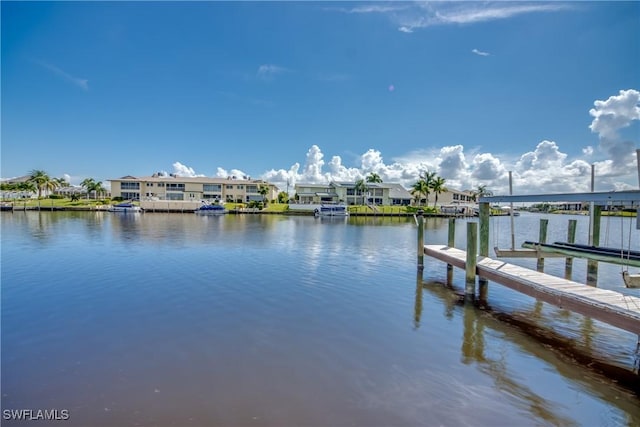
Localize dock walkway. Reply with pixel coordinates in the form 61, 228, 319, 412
424, 244, 640, 335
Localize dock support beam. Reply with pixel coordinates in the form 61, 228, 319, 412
537, 219, 549, 272
479, 203, 490, 303
587, 205, 601, 286
465, 222, 478, 301
447, 218, 455, 285
417, 210, 424, 271
565, 219, 577, 279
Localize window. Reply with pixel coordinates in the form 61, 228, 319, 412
122, 192, 139, 200
121, 182, 140, 190
246, 185, 258, 192
226, 185, 233, 190
166, 183, 185, 191
203, 184, 222, 192
166, 193, 184, 200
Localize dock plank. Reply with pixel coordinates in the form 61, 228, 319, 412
423, 245, 640, 335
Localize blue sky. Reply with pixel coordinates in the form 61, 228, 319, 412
2, 1, 639, 194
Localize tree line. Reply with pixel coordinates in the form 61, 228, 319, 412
0, 170, 106, 200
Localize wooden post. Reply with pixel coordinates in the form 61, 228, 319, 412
587, 205, 601, 286
414, 270, 423, 329
417, 209, 424, 271
465, 222, 478, 300
508, 171, 515, 250
536, 218, 548, 272
446, 218, 455, 285
478, 202, 490, 302
564, 219, 577, 279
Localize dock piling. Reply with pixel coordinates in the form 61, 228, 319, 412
447, 218, 455, 285
537, 219, 549, 272
465, 222, 478, 300
417, 210, 424, 271
587, 205, 601, 286
565, 219, 577, 278
479, 202, 490, 302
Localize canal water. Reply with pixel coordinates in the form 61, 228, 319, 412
1, 211, 639, 426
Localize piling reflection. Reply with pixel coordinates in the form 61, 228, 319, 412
416, 279, 640, 424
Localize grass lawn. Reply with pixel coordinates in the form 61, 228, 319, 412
2, 198, 111, 208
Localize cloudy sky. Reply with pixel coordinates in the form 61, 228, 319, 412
2, 1, 638, 195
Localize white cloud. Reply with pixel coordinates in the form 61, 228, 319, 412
472, 48, 490, 57
215, 167, 250, 180
589, 89, 640, 140
471, 153, 505, 181
589, 89, 640, 167
432, 3, 569, 25
35, 60, 88, 91
331, 4, 409, 14
160, 88, 640, 197
172, 162, 205, 177
516, 140, 567, 171
257, 64, 289, 80
331, 2, 571, 33
258, 140, 637, 196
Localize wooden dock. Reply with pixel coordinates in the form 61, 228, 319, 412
424, 244, 640, 335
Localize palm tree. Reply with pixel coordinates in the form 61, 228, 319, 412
258, 185, 269, 205
472, 184, 493, 201
430, 176, 447, 208
90, 181, 105, 200
53, 177, 69, 188
80, 178, 95, 200
18, 181, 37, 198
419, 170, 436, 206
354, 178, 368, 205
365, 172, 382, 184
28, 169, 54, 198
411, 179, 429, 206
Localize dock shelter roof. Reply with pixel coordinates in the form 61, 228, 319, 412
480, 190, 640, 206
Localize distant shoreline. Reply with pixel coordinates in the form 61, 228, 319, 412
2, 206, 636, 218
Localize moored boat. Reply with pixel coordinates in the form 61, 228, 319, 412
314, 204, 349, 217
108, 202, 142, 213
195, 203, 227, 215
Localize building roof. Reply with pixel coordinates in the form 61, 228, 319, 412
110, 175, 274, 185
386, 183, 413, 199
2, 175, 31, 184
294, 183, 333, 189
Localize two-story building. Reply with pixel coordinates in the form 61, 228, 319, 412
294, 181, 475, 207
294, 181, 413, 206
109, 174, 279, 203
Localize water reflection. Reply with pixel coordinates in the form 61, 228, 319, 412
417, 279, 640, 424
3, 211, 639, 426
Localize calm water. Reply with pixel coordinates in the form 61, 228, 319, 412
1, 211, 639, 426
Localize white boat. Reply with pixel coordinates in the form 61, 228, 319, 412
194, 202, 227, 215
314, 204, 349, 217
108, 202, 142, 213
622, 271, 640, 288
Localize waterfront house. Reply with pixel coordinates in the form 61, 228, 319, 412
109, 174, 279, 203
294, 181, 474, 208
294, 181, 413, 206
